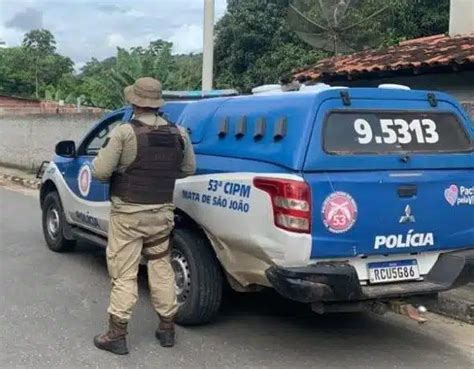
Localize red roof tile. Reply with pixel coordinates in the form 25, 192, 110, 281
293, 34, 474, 82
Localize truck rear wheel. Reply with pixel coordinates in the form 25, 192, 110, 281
42, 192, 75, 252
172, 228, 223, 325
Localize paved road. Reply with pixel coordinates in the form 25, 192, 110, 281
0, 185, 473, 369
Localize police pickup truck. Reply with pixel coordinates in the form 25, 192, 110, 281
39, 85, 474, 325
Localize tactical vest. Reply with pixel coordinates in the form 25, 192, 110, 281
110, 119, 184, 204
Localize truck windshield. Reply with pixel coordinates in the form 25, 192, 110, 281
324, 110, 472, 155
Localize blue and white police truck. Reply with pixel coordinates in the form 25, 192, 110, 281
38, 85, 474, 325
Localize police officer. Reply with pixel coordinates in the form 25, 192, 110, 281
92, 77, 195, 355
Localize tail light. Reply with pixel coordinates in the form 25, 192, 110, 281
253, 177, 311, 233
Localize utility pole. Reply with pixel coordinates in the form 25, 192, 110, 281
202, 0, 215, 91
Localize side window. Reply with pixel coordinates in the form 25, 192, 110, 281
83, 113, 124, 156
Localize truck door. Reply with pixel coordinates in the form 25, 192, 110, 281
64, 111, 126, 235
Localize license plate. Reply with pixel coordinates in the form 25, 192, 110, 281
368, 260, 420, 284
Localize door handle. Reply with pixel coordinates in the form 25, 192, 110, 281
397, 185, 417, 198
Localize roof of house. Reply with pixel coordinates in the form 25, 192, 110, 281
293, 34, 474, 82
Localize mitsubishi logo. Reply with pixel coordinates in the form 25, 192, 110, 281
399, 205, 415, 224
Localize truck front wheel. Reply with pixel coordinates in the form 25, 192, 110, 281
172, 228, 223, 325
42, 191, 75, 252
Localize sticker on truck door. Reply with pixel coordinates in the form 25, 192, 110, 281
444, 184, 474, 206
322, 192, 358, 233
78, 164, 92, 197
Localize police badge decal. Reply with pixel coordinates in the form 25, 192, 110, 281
78, 164, 92, 197
322, 192, 358, 233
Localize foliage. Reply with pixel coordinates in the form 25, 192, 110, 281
288, 0, 393, 54
0, 45, 73, 98
0, 29, 73, 99
21, 29, 74, 98
381, 0, 450, 45
23, 29, 57, 55
288, 0, 450, 53
0, 33, 201, 108
73, 41, 202, 108
167, 54, 203, 91
214, 0, 320, 92
0, 47, 36, 96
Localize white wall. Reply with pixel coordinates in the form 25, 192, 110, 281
450, 0, 474, 36
0, 113, 101, 171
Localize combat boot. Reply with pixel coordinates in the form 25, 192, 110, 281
155, 316, 175, 347
93, 315, 129, 355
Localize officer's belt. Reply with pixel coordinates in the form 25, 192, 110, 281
142, 235, 171, 260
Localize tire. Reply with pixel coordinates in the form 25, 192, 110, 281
42, 191, 76, 252
172, 228, 223, 325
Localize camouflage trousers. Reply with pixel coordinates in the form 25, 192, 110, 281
106, 208, 178, 321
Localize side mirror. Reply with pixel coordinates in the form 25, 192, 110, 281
55, 140, 76, 158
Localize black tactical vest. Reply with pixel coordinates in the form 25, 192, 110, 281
110, 119, 184, 204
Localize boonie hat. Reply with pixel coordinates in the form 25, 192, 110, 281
124, 77, 165, 108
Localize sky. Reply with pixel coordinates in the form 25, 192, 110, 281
0, 0, 227, 69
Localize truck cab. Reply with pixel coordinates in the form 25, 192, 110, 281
40, 86, 474, 324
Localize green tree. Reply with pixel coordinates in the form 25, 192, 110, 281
22, 29, 56, 54
214, 0, 322, 92
382, 0, 450, 44
21, 29, 73, 98
23, 29, 55, 98
0, 47, 36, 96
289, 0, 394, 54
107, 42, 176, 106
288, 0, 450, 53
74, 39, 204, 108
166, 54, 202, 90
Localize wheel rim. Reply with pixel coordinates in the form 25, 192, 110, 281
47, 206, 60, 240
171, 249, 191, 305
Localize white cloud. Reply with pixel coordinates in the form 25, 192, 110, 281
106, 33, 125, 48
74, 61, 86, 73
0, 24, 23, 47
170, 24, 203, 54
0, 0, 228, 64
125, 9, 145, 18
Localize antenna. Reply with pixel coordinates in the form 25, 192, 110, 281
287, 0, 391, 55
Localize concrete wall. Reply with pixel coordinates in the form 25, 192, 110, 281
0, 113, 102, 171
0, 95, 104, 115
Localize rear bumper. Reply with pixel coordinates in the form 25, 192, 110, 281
266, 249, 474, 303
